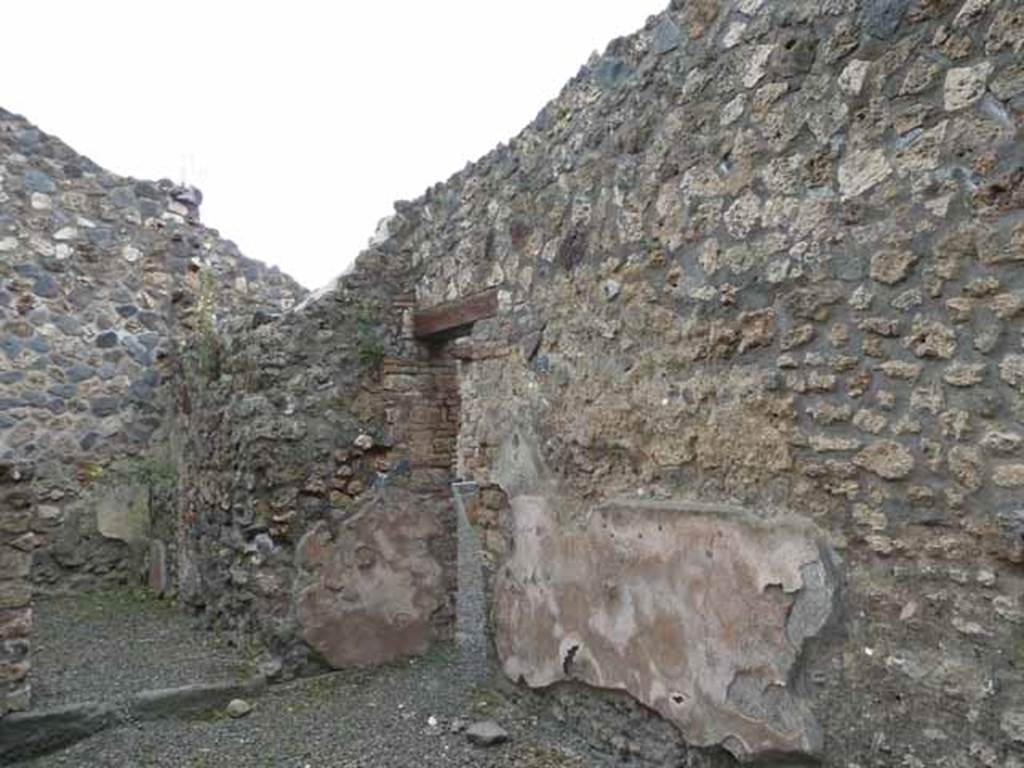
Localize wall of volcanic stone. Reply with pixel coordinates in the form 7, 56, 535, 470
173, 239, 460, 673
0, 108, 305, 598
0, 463, 34, 717
316, 1, 1021, 764
167, 0, 1023, 764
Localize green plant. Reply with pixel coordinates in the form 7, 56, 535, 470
197, 267, 222, 380
110, 453, 179, 490
355, 310, 386, 374
66, 585, 169, 619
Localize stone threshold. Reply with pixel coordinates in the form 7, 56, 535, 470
0, 675, 268, 763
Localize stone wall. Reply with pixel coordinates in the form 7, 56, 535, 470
0, 463, 34, 717
0, 107, 305, 596
370, 1, 1023, 762
178, 0, 1023, 763
174, 247, 460, 672
10, 0, 1024, 763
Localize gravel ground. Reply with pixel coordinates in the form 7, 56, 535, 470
31, 589, 252, 709
17, 645, 608, 768
19, 502, 617, 767
453, 481, 493, 683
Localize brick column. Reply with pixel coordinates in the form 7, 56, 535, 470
0, 464, 34, 716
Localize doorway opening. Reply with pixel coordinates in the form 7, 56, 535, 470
410, 289, 499, 677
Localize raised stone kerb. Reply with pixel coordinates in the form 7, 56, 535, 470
492, 497, 839, 763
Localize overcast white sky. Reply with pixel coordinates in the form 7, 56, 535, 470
3, 1, 665, 288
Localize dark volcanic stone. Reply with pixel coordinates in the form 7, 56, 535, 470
123, 337, 151, 365
652, 18, 681, 55
14, 263, 41, 277
134, 181, 161, 200
89, 396, 121, 417
66, 363, 96, 383
85, 228, 115, 247
33, 275, 61, 298
137, 332, 161, 350
53, 314, 82, 335
137, 311, 162, 331
27, 337, 50, 354
48, 383, 77, 399
109, 187, 137, 208
593, 56, 632, 89
23, 168, 56, 193
16, 128, 41, 149
1, 339, 24, 360
128, 379, 155, 403
22, 391, 47, 407
861, 0, 908, 40
251, 310, 276, 329
95, 331, 119, 349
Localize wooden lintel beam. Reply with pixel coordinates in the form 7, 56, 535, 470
413, 289, 499, 339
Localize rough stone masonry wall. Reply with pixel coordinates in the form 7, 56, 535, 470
359, 0, 1023, 764
174, 243, 459, 673
0, 463, 34, 717
0, 107, 305, 598
174, 0, 1024, 765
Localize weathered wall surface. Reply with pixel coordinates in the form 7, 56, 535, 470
173, 245, 460, 672
244, 0, 1018, 763
494, 496, 838, 760
0, 108, 305, 595
31, 0, 1022, 763
0, 463, 33, 717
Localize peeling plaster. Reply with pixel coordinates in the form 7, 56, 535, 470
295, 489, 447, 667
492, 495, 838, 762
